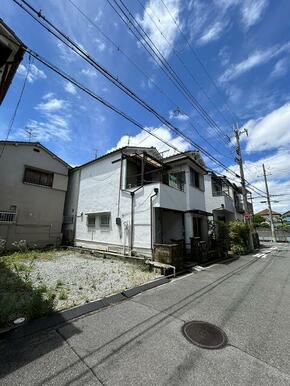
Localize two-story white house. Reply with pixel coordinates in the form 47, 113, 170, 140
63, 146, 208, 257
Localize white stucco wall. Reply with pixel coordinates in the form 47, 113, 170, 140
204, 174, 236, 214
70, 151, 209, 256
74, 154, 160, 255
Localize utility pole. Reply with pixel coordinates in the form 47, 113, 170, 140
262, 163, 276, 242
234, 124, 254, 251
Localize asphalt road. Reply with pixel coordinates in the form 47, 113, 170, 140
1, 244, 290, 386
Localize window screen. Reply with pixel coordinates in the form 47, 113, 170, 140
24, 167, 53, 187
87, 215, 96, 227
190, 168, 200, 188
100, 214, 110, 227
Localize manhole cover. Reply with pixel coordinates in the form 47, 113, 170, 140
182, 321, 227, 349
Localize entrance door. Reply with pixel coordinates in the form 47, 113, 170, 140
193, 217, 202, 239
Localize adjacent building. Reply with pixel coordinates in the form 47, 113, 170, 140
204, 171, 245, 223
282, 210, 290, 225
256, 208, 282, 224
0, 141, 70, 248
63, 147, 209, 257
0, 19, 26, 105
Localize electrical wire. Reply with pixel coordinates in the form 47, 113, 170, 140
135, 0, 234, 131
11, 0, 266, 196
108, 0, 233, 149
67, 0, 235, 161
159, 0, 239, 126
0, 54, 32, 159
11, 0, 241, 177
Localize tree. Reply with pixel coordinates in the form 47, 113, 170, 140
252, 214, 265, 226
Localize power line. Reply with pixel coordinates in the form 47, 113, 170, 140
0, 54, 32, 159
66, 0, 234, 161
12, 0, 265, 196
108, 0, 233, 149
159, 0, 239, 126
135, 0, 234, 132
11, 0, 240, 177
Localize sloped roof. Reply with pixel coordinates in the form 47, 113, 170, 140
256, 208, 281, 216
72, 146, 163, 171
0, 141, 71, 168
163, 150, 207, 172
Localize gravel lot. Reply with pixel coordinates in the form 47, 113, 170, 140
29, 252, 159, 310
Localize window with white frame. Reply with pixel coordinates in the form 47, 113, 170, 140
100, 214, 110, 228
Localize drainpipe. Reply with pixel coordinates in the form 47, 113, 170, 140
130, 191, 134, 253
128, 185, 143, 255
150, 188, 159, 255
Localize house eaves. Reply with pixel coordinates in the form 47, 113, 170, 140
0, 19, 26, 105
72, 146, 163, 171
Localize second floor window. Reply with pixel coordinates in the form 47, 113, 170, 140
24, 167, 53, 187
190, 168, 200, 188
168, 171, 185, 191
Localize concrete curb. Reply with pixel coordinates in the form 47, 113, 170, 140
122, 277, 170, 298
0, 277, 170, 341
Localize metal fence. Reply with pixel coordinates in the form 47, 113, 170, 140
0, 211, 16, 223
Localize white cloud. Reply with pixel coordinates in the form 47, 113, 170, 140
20, 116, 71, 142
244, 103, 290, 152
94, 38, 106, 52
137, 0, 180, 59
240, 0, 268, 29
64, 82, 77, 95
271, 58, 288, 78
94, 9, 103, 22
81, 68, 98, 78
169, 109, 189, 121
35, 97, 67, 113
42, 92, 55, 100
20, 94, 72, 142
219, 42, 290, 82
17, 63, 47, 83
225, 149, 290, 213
198, 21, 225, 45
108, 126, 190, 156
187, 0, 268, 47
57, 41, 76, 63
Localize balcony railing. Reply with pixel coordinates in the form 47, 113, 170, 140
212, 190, 230, 198
0, 211, 16, 223
126, 170, 185, 191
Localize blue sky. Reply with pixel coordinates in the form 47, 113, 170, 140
1, 0, 290, 212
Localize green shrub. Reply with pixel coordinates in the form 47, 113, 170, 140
58, 287, 68, 300
228, 221, 250, 255
23, 285, 55, 320
216, 221, 230, 252
276, 224, 290, 231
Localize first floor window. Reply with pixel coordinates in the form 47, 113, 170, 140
87, 215, 96, 227
100, 214, 110, 228
24, 167, 53, 187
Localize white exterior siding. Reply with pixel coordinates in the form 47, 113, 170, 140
66, 148, 209, 256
